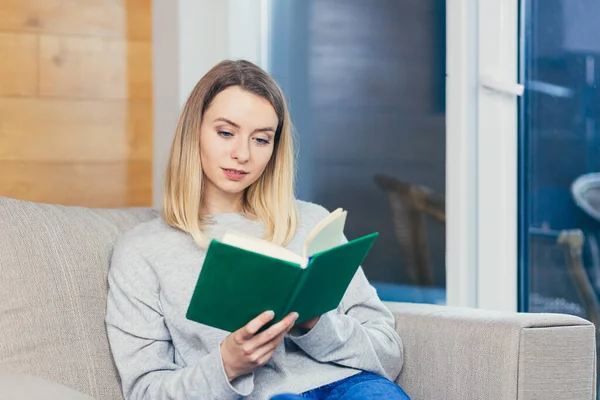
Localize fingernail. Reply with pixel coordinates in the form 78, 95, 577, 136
291, 312, 299, 321
265, 310, 275, 318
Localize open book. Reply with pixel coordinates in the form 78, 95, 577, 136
186, 208, 378, 332
221, 207, 349, 267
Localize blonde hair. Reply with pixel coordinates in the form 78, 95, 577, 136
162, 60, 299, 249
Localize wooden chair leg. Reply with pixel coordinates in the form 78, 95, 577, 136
558, 229, 600, 371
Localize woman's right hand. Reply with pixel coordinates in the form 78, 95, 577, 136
220, 310, 299, 381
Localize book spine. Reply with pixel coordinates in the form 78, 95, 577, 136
281, 262, 312, 320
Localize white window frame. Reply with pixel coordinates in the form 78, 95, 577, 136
445, 0, 479, 308
476, 0, 521, 312
446, 0, 521, 311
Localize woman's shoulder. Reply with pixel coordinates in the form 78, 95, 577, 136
113, 217, 186, 254
295, 199, 332, 226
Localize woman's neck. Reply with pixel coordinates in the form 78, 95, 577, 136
201, 195, 244, 215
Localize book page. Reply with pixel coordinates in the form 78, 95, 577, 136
221, 231, 305, 266
302, 208, 347, 258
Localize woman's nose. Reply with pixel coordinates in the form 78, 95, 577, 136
231, 138, 250, 163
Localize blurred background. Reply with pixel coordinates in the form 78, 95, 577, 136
3, 0, 600, 332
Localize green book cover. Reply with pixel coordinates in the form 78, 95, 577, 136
185, 209, 378, 332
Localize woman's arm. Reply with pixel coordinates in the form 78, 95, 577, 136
288, 266, 404, 381
105, 239, 254, 400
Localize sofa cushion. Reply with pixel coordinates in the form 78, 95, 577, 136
0, 197, 158, 399
0, 372, 94, 400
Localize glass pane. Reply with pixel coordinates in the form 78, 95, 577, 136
268, 0, 446, 304
520, 0, 600, 370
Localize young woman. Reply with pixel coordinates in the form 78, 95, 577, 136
105, 60, 410, 400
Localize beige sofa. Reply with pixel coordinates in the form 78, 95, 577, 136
0, 196, 596, 400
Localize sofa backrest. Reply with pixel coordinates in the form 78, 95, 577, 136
0, 197, 158, 399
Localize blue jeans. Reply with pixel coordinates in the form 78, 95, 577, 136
270, 371, 411, 400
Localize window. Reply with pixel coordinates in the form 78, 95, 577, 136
268, 0, 447, 304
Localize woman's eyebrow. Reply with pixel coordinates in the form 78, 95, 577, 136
214, 117, 275, 134
214, 117, 240, 128
253, 127, 276, 134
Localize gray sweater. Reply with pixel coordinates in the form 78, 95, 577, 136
105, 200, 404, 400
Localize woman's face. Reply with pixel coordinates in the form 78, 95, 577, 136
200, 86, 278, 203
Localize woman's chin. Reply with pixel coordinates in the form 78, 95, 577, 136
218, 181, 250, 195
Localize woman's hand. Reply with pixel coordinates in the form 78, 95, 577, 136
220, 311, 298, 381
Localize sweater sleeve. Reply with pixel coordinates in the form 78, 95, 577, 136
105, 237, 254, 400
288, 244, 404, 381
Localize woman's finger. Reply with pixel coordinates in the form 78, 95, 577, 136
236, 310, 275, 342
251, 326, 290, 363
251, 312, 298, 348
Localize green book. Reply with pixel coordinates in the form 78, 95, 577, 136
185, 208, 379, 333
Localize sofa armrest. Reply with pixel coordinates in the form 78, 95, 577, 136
0, 372, 94, 400
385, 302, 596, 400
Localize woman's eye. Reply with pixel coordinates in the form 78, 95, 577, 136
255, 138, 270, 146
218, 131, 233, 138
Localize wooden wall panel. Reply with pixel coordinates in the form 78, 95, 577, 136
0, 32, 38, 96
0, 160, 151, 207
0, 1, 152, 208
0, 0, 151, 40
39, 35, 152, 99
0, 98, 152, 161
